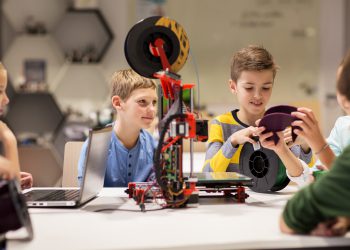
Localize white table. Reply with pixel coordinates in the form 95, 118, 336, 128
8, 186, 350, 250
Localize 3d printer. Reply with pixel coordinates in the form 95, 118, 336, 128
124, 16, 208, 210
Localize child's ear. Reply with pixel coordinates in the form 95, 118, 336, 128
229, 79, 237, 94
337, 92, 350, 112
343, 99, 350, 110
111, 96, 123, 110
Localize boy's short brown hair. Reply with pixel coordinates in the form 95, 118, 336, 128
110, 69, 156, 99
337, 51, 350, 101
0, 62, 6, 72
0, 62, 7, 83
230, 45, 278, 81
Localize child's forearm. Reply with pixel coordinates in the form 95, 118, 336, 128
314, 143, 335, 169
0, 156, 17, 180
276, 145, 303, 177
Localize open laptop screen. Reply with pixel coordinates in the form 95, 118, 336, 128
79, 126, 112, 204
24, 125, 112, 207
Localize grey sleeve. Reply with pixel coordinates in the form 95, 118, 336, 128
290, 145, 312, 164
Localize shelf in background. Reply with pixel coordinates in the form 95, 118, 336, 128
2, 0, 67, 33
53, 9, 114, 64
52, 64, 110, 116
3, 34, 65, 89
4, 92, 65, 138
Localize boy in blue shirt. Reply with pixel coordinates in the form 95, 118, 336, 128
78, 69, 158, 187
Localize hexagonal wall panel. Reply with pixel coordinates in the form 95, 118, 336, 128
53, 9, 113, 63
4, 93, 64, 138
3, 35, 65, 89
18, 144, 62, 187
2, 0, 67, 33
99, 0, 129, 79
53, 64, 109, 115
1, 15, 17, 53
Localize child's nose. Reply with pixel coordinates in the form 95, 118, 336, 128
147, 104, 156, 112
254, 90, 262, 98
3, 93, 9, 105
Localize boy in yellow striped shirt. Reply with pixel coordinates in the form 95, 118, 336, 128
203, 45, 313, 187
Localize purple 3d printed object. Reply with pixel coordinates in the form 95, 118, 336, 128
258, 105, 299, 145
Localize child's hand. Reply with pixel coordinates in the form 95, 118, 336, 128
283, 127, 305, 147
20, 171, 33, 190
310, 217, 350, 236
316, 164, 328, 171
256, 128, 288, 154
309, 165, 329, 183
0, 156, 17, 180
230, 126, 263, 147
291, 108, 325, 151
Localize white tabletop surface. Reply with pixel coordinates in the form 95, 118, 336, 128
7, 186, 350, 250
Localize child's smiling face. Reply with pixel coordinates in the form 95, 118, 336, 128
230, 69, 274, 117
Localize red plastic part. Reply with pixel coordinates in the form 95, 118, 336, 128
236, 186, 246, 203
128, 183, 136, 198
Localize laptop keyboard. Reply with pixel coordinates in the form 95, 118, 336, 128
25, 189, 80, 201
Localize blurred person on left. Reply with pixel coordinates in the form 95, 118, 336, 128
0, 62, 33, 189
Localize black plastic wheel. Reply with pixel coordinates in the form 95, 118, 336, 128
124, 16, 190, 78
239, 142, 289, 192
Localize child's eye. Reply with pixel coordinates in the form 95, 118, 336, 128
245, 87, 253, 91
137, 100, 148, 106
262, 87, 271, 91
152, 100, 157, 106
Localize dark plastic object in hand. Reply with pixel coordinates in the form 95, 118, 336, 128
258, 105, 299, 145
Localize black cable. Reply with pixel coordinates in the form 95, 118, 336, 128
154, 113, 187, 191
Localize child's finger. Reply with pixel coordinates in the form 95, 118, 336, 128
297, 107, 316, 121
253, 127, 265, 136
255, 119, 261, 126
330, 217, 350, 236
316, 165, 329, 171
293, 129, 306, 138
259, 140, 275, 150
311, 223, 329, 236
259, 132, 273, 141
283, 129, 291, 138
291, 120, 310, 133
246, 138, 257, 145
284, 136, 292, 142
291, 112, 313, 130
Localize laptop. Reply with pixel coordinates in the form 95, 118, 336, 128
24, 126, 112, 208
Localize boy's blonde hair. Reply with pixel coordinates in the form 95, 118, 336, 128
0, 63, 7, 82
110, 69, 156, 100
0, 62, 6, 72
230, 45, 278, 82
